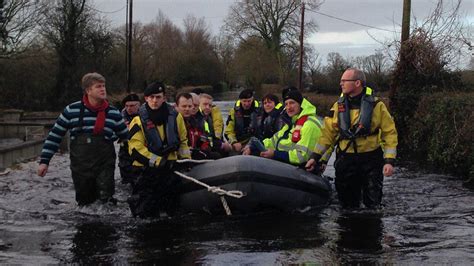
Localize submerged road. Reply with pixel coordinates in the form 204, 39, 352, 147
0, 150, 472, 264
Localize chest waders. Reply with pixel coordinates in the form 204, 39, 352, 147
334, 88, 385, 208
69, 104, 116, 205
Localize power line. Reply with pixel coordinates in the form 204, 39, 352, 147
307, 9, 399, 33
87, 4, 126, 14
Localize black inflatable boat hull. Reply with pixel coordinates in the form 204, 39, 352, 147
178, 155, 331, 214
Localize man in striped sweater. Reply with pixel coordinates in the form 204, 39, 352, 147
37, 72, 128, 206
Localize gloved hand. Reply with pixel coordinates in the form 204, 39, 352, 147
175, 161, 194, 172
305, 153, 322, 173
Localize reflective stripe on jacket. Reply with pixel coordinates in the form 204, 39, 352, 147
128, 104, 191, 168
263, 98, 322, 165
225, 100, 262, 144
211, 106, 224, 139
313, 90, 398, 159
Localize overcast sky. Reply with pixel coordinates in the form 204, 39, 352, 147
94, 0, 473, 67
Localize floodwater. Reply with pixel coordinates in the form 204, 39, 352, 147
0, 101, 473, 264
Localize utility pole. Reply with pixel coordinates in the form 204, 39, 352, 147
297, 1, 305, 91
125, 0, 129, 89
126, 0, 133, 93
0, 0, 5, 50
401, 0, 411, 44
0, 0, 4, 21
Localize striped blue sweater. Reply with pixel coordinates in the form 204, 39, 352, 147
40, 101, 128, 165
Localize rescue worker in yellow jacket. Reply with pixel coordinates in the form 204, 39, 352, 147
225, 88, 263, 152
243, 90, 323, 166
127, 81, 191, 218
199, 93, 232, 156
192, 88, 224, 139
306, 68, 398, 208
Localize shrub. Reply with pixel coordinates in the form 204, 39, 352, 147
303, 93, 339, 117
408, 92, 473, 178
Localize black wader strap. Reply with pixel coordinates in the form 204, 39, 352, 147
336, 136, 357, 157
78, 103, 85, 130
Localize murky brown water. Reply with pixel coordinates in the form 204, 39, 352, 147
0, 101, 472, 264
1, 152, 472, 264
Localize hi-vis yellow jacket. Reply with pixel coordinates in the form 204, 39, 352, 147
313, 90, 398, 160
263, 98, 323, 165
128, 109, 191, 168
225, 100, 261, 145
211, 105, 224, 139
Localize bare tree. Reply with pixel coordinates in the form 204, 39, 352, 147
389, 0, 470, 152
224, 0, 321, 52
177, 15, 222, 86
386, 0, 471, 70
324, 52, 351, 93
224, 0, 322, 85
304, 46, 323, 91
213, 33, 236, 87
352, 52, 391, 90
141, 11, 184, 85
0, 0, 46, 58
40, 0, 113, 107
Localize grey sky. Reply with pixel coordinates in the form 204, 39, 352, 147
94, 0, 473, 67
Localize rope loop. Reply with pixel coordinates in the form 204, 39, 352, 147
173, 170, 246, 215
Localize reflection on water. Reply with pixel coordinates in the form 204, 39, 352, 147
335, 211, 384, 264
70, 222, 118, 264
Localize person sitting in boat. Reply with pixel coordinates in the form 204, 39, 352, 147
118, 93, 142, 186
260, 93, 284, 140
243, 90, 323, 167
175, 92, 222, 160
127, 81, 191, 218
190, 92, 201, 116
192, 88, 224, 140
198, 93, 232, 156
225, 88, 263, 153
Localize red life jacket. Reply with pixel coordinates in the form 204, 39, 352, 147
291, 115, 308, 143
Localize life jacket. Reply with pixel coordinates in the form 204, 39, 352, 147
198, 108, 216, 138
262, 103, 283, 139
138, 103, 179, 156
337, 87, 377, 140
121, 108, 137, 128
291, 115, 309, 143
234, 100, 262, 141
186, 115, 210, 150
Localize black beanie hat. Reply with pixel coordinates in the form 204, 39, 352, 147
122, 93, 140, 106
191, 88, 204, 95
239, 88, 254, 99
144, 81, 166, 96
282, 86, 298, 99
262, 93, 279, 104
283, 90, 303, 105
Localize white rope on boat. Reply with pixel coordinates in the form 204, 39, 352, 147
176, 159, 215, 164
174, 159, 245, 215
173, 171, 245, 199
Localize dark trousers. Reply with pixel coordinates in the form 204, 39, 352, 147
334, 148, 385, 208
70, 134, 116, 206
118, 143, 141, 185
127, 167, 181, 218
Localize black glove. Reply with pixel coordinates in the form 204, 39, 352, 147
306, 153, 322, 174
175, 161, 194, 171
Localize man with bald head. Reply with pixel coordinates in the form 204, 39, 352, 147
306, 67, 398, 209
